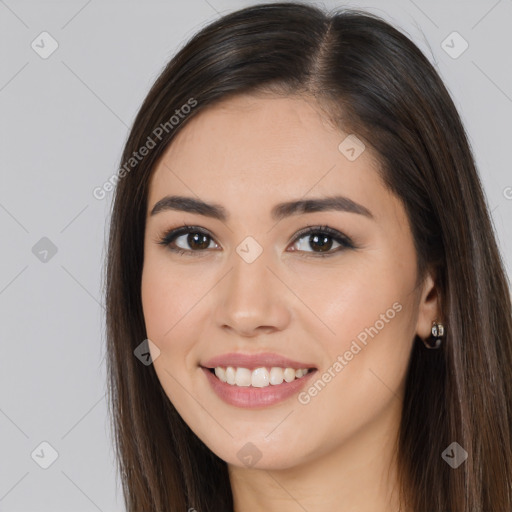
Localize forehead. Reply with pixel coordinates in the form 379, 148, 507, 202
147, 93, 384, 216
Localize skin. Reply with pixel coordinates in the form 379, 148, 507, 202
141, 92, 440, 512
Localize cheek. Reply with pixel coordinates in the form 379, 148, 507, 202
292, 253, 416, 404
140, 265, 197, 412
292, 283, 415, 459
141, 260, 198, 409
141, 253, 212, 384
290, 253, 413, 343
141, 255, 198, 342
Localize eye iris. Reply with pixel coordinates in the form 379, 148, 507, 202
188, 232, 210, 250
309, 234, 333, 252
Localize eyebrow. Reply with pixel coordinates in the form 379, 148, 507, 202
149, 195, 374, 221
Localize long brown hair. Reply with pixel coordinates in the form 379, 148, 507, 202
103, 3, 512, 510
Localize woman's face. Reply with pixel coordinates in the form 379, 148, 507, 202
141, 93, 437, 470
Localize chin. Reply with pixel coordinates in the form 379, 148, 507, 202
195, 430, 318, 471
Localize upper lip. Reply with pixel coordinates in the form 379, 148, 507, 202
201, 352, 317, 370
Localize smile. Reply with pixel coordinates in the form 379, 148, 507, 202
211, 366, 311, 387
201, 365, 317, 408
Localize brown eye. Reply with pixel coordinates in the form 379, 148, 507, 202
157, 226, 219, 255
289, 225, 354, 257
179, 232, 212, 251
308, 234, 336, 252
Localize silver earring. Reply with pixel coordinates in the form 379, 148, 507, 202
422, 321, 444, 349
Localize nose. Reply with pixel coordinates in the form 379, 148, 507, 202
214, 249, 291, 338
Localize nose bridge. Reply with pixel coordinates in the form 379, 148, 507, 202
215, 238, 290, 334
228, 240, 275, 304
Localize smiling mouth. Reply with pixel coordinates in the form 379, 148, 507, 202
206, 366, 316, 387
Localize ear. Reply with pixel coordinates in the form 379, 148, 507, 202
415, 268, 442, 341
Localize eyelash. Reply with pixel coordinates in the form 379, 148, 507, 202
155, 224, 356, 258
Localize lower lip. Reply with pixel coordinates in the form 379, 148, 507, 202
201, 367, 317, 408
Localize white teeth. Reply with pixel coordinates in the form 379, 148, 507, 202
213, 366, 310, 387
269, 367, 284, 385
235, 367, 252, 387
225, 366, 236, 385
214, 367, 227, 382
251, 367, 270, 387
283, 368, 296, 382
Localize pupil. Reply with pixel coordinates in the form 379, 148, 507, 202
311, 234, 332, 252
189, 233, 210, 250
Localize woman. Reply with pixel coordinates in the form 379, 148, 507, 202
104, 2, 512, 511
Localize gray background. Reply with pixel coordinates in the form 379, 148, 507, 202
0, 0, 511, 510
